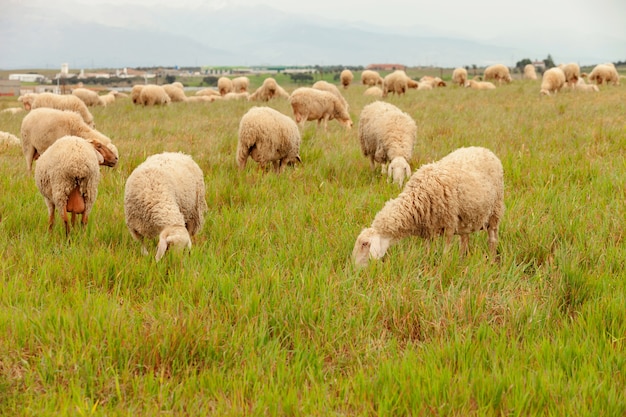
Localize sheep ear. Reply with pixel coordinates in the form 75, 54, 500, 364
404, 164, 412, 178
155, 237, 169, 261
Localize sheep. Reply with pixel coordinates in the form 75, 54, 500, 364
483, 64, 512, 84
0, 107, 24, 115
17, 93, 37, 110
382, 70, 411, 97
340, 69, 353, 89
0, 131, 20, 152
573, 78, 599, 93
130, 85, 144, 104
451, 68, 468, 86
588, 63, 620, 86
21, 107, 118, 171
560, 63, 581, 87
25, 92, 95, 127
523, 64, 538, 80
217, 77, 234, 96
72, 87, 102, 107
358, 101, 416, 187
186, 95, 220, 103
195, 88, 221, 97
232, 76, 250, 93
34, 135, 102, 236
223, 92, 250, 101
248, 77, 290, 102
236, 106, 302, 172
137, 84, 171, 106
289, 87, 352, 130
352, 146, 504, 267
419, 76, 447, 88
361, 70, 384, 87
465, 79, 496, 90
363, 86, 383, 97
540, 67, 566, 96
98, 91, 118, 106
124, 152, 208, 261
162, 83, 187, 102
312, 80, 349, 111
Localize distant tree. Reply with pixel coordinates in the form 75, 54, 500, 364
515, 58, 532, 72
543, 54, 556, 69
289, 73, 314, 84
202, 76, 218, 86
165, 74, 176, 84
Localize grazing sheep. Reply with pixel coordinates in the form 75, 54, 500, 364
98, 91, 118, 106
217, 77, 234, 96
34, 135, 102, 236
18, 93, 37, 110
25, 92, 95, 127
248, 77, 290, 102
21, 108, 118, 171
588, 63, 620, 86
352, 146, 504, 266
1, 107, 24, 115
130, 85, 144, 104
382, 70, 411, 97
0, 131, 20, 152
465, 79, 496, 90
232, 76, 250, 93
523, 64, 538, 80
237, 106, 302, 172
540, 67, 566, 96
361, 70, 384, 87
312, 80, 349, 111
419, 76, 447, 88
137, 84, 171, 106
72, 87, 102, 107
340, 69, 353, 89
124, 152, 208, 261
358, 101, 416, 187
195, 88, 221, 97
573, 78, 599, 92
162, 84, 188, 102
289, 87, 352, 130
223, 92, 250, 101
484, 64, 512, 84
452, 68, 468, 86
560, 63, 581, 87
364, 86, 383, 97
186, 95, 220, 103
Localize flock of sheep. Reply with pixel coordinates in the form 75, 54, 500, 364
0, 61, 620, 264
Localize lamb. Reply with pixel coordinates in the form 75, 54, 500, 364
451, 68, 468, 86
358, 101, 416, 187
465, 79, 496, 90
34, 135, 102, 236
21, 107, 119, 171
312, 80, 349, 111
232, 76, 250, 93
217, 77, 234, 96
236, 106, 302, 172
588, 63, 620, 86
483, 64, 512, 84
352, 146, 504, 267
162, 83, 188, 102
137, 84, 171, 106
24, 92, 95, 127
340, 69, 353, 89
540, 67, 566, 96
72, 87, 102, 107
573, 78, 599, 93
248, 77, 290, 102
361, 70, 384, 87
0, 131, 20, 152
560, 63, 581, 87
523, 64, 537, 80
289, 87, 352, 130
363, 86, 383, 97
382, 70, 411, 97
124, 152, 208, 261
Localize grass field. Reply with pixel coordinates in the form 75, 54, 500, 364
0, 76, 625, 416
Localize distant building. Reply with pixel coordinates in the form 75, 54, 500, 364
366, 63, 406, 72
8, 73, 46, 83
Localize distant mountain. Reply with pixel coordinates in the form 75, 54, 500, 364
0, 2, 621, 70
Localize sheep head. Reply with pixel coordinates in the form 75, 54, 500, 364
387, 157, 412, 188
87, 139, 118, 167
156, 225, 192, 261
352, 227, 393, 267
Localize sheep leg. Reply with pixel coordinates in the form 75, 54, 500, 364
60, 207, 70, 236
459, 234, 469, 255
45, 201, 56, 232
487, 225, 499, 257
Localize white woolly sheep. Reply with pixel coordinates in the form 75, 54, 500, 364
340, 69, 353, 89
223, 92, 250, 101
72, 87, 102, 107
523, 64, 538, 80
1, 107, 24, 115
232, 76, 250, 93
560, 63, 581, 87
361, 70, 384, 87
289, 87, 353, 130
419, 76, 447, 88
540, 67, 566, 96
98, 91, 117, 106
21, 107, 118, 171
217, 77, 234, 96
18, 93, 37, 110
452, 68, 468, 86
162, 83, 188, 102
588, 63, 620, 86
465, 79, 496, 90
34, 135, 102, 236
0, 131, 20, 152
124, 152, 208, 261
137, 84, 171, 106
25, 92, 95, 127
237, 106, 302, 172
382, 70, 411, 97
364, 86, 383, 97
130, 85, 144, 104
352, 146, 504, 267
186, 95, 220, 103
358, 101, 416, 187
573, 78, 600, 92
195, 88, 221, 97
312, 80, 349, 111
248, 77, 290, 102
484, 64, 512, 84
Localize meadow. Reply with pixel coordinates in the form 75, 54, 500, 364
0, 74, 625, 416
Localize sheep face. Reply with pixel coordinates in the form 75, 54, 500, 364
387, 157, 412, 188
352, 228, 393, 267
88, 139, 119, 167
156, 225, 192, 261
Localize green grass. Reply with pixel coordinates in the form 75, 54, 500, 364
1, 79, 625, 416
